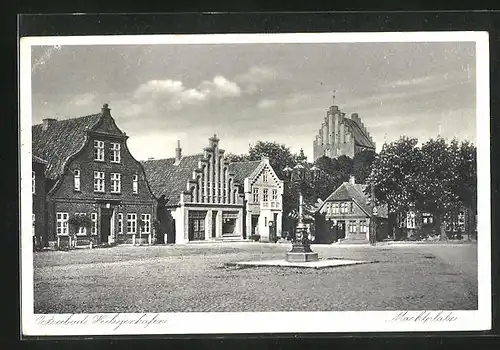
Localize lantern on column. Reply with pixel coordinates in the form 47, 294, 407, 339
291, 163, 305, 183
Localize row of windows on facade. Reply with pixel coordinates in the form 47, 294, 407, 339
398, 211, 465, 231
54, 212, 151, 236
94, 140, 121, 163
32, 170, 139, 194
326, 202, 355, 215
252, 187, 279, 203
345, 220, 369, 233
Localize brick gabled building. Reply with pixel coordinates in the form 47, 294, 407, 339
313, 100, 376, 161
228, 157, 284, 242
32, 104, 156, 248
142, 136, 246, 244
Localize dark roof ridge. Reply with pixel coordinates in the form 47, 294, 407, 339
32, 112, 102, 126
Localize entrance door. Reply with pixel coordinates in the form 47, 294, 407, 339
100, 209, 113, 244
270, 213, 278, 241
336, 221, 346, 240
188, 211, 206, 241
212, 212, 217, 238
251, 215, 259, 235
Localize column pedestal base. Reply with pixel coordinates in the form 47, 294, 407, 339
286, 243, 319, 262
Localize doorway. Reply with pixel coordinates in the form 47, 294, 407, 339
188, 211, 206, 241
270, 213, 278, 241
336, 220, 346, 240
100, 209, 113, 244
251, 215, 259, 235
212, 211, 217, 238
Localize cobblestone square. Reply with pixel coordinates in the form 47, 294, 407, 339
33, 242, 478, 313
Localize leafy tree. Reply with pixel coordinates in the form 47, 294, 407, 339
454, 140, 477, 211
225, 153, 248, 163
352, 149, 377, 184
366, 137, 422, 239
417, 137, 463, 240
336, 155, 354, 183
246, 141, 298, 180
68, 214, 93, 248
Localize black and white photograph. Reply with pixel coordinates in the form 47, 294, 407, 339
20, 31, 491, 335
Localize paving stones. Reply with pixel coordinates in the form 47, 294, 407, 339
33, 242, 478, 313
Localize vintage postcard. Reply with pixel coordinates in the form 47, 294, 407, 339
20, 32, 491, 336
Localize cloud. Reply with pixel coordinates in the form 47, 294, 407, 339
71, 93, 97, 107
257, 93, 310, 110
234, 66, 278, 94
131, 75, 241, 111
381, 68, 474, 90
199, 75, 241, 98
257, 99, 277, 109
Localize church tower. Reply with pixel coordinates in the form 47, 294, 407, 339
312, 90, 376, 161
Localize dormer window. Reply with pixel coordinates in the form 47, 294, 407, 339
110, 143, 121, 163
132, 174, 138, 194
74, 169, 81, 191
94, 140, 105, 161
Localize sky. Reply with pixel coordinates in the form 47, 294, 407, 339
30, 41, 476, 161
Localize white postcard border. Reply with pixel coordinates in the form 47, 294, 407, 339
20, 31, 491, 336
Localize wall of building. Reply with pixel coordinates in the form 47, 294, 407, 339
46, 110, 156, 244
242, 160, 284, 242
319, 199, 371, 241
32, 161, 47, 246
171, 204, 244, 244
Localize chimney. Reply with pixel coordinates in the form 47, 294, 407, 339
101, 103, 110, 115
175, 140, 182, 164
349, 175, 356, 185
42, 118, 57, 131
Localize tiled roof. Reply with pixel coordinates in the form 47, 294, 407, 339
141, 154, 203, 204
32, 114, 102, 180
228, 160, 261, 183
323, 182, 388, 218
343, 118, 375, 149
